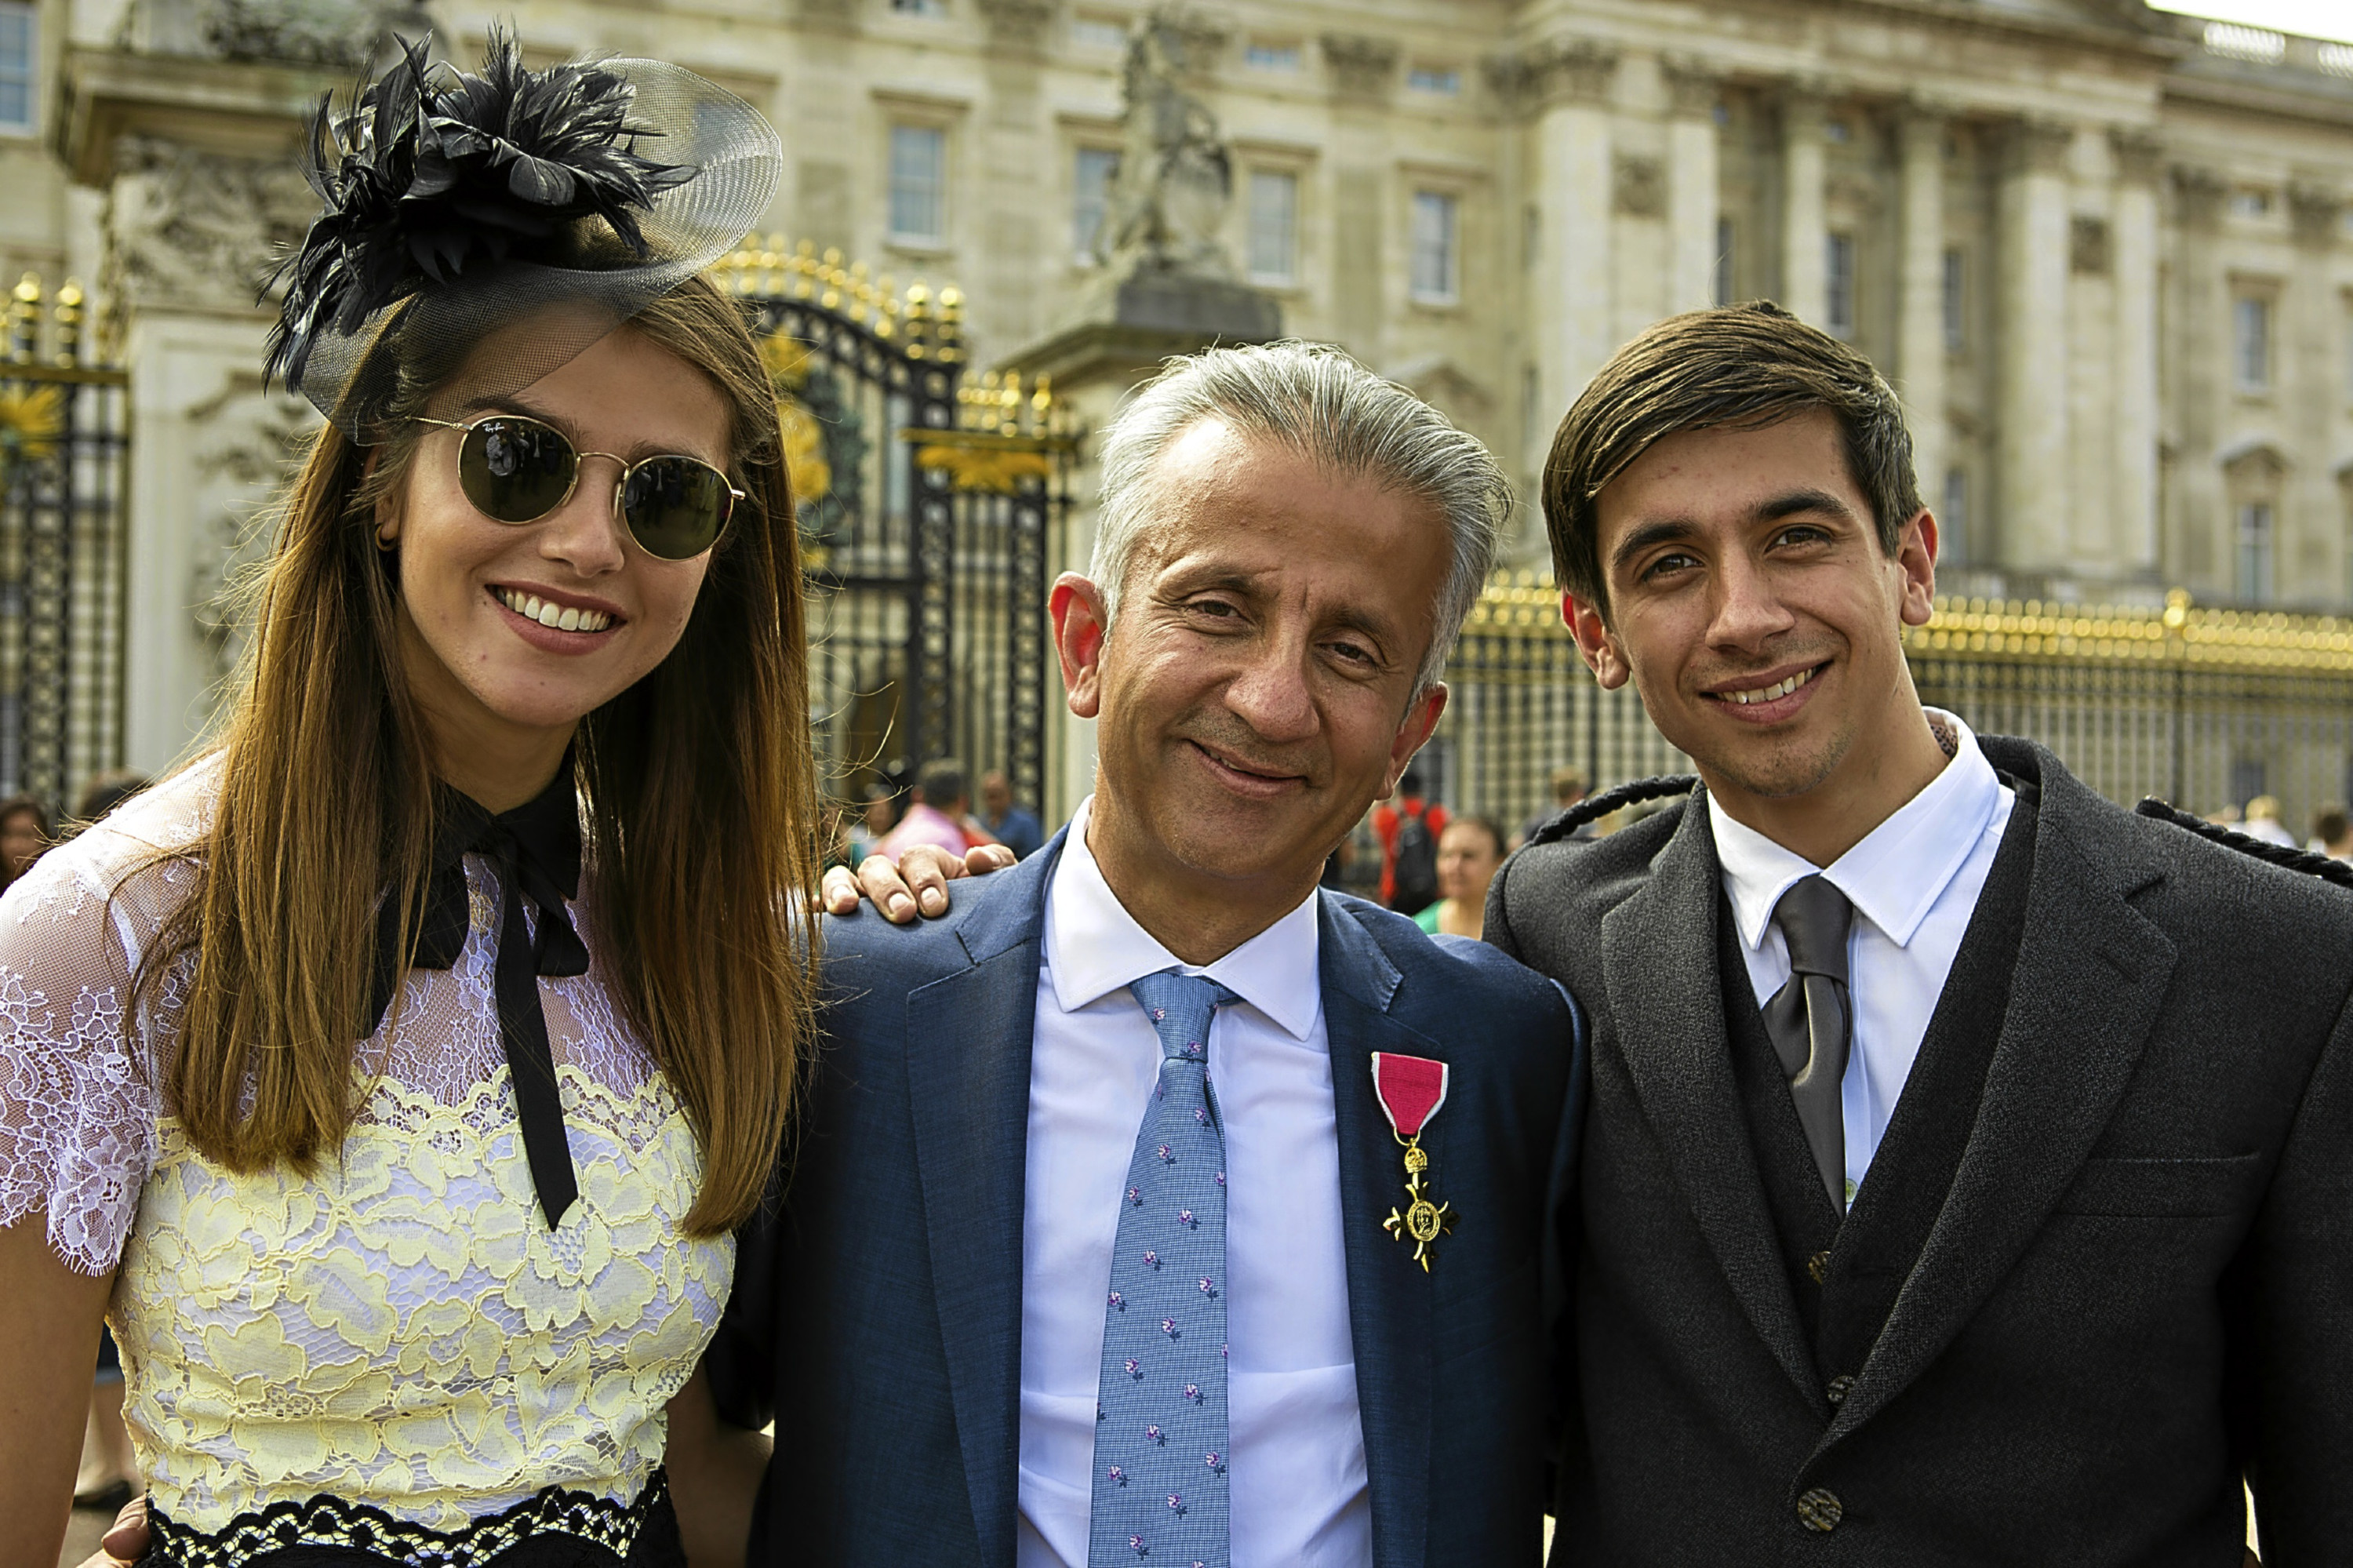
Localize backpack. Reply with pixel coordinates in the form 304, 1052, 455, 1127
1391, 804, 1439, 913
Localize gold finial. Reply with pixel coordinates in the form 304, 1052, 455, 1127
905, 281, 931, 359
53, 278, 83, 366
936, 284, 964, 364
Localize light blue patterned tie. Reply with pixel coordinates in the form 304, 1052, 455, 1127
1089, 970, 1239, 1568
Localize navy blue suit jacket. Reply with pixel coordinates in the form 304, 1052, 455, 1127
709, 831, 1584, 1567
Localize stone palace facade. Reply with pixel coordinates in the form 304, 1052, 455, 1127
3, 0, 2353, 768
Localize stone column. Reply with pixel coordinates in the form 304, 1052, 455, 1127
2110, 129, 2163, 580
1779, 87, 1827, 325
1662, 56, 1721, 315
2289, 179, 2344, 609
1995, 118, 2075, 574
2169, 166, 2228, 591
1512, 40, 1619, 422
1324, 31, 1401, 366
1896, 104, 1946, 531
976, 0, 1057, 358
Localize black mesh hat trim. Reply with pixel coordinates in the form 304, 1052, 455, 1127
267, 31, 781, 442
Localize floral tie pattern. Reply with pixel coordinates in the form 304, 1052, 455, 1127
1089, 970, 1237, 1567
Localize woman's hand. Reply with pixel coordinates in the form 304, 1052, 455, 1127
73, 1496, 147, 1568
818, 842, 1016, 923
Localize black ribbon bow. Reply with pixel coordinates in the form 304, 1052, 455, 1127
368, 765, 592, 1228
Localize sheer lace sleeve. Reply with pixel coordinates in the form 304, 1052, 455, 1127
0, 773, 206, 1275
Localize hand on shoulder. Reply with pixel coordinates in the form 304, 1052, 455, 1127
819, 842, 1016, 923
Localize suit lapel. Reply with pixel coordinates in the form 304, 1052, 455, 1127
1601, 798, 1818, 1404
1830, 755, 2177, 1437
904, 837, 1063, 1566
1322, 894, 1435, 1568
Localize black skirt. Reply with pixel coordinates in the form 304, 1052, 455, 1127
146, 1470, 684, 1568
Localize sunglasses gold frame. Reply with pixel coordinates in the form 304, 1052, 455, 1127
411, 413, 745, 560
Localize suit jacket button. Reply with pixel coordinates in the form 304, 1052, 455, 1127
1806, 1249, 1831, 1284
1797, 1487, 1843, 1533
1825, 1374, 1855, 1406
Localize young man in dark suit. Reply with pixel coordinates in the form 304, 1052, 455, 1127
704, 344, 1582, 1567
1489, 301, 2351, 1564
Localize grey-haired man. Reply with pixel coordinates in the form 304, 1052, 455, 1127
707, 343, 1583, 1566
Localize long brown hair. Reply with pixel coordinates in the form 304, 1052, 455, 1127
148, 274, 816, 1235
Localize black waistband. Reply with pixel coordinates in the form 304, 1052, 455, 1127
147, 1469, 682, 1568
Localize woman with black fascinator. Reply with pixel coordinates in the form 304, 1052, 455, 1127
0, 34, 806, 1567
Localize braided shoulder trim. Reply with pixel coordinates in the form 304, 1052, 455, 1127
2133, 798, 2353, 890
148, 1471, 669, 1568
1525, 775, 1700, 848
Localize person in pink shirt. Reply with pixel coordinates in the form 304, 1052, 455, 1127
876, 759, 997, 859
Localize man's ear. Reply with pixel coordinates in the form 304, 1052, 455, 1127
1562, 591, 1631, 690
1893, 508, 1938, 628
1379, 683, 1450, 801
1050, 573, 1111, 719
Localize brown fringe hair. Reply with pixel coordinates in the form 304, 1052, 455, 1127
146, 273, 816, 1235
1540, 300, 1922, 613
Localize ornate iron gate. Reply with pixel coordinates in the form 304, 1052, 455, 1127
720, 241, 1071, 818
0, 275, 129, 817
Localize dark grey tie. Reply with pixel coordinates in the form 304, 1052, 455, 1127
1761, 875, 1853, 1211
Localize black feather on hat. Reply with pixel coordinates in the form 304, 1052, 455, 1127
264, 29, 697, 398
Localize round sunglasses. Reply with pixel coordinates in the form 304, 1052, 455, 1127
411, 414, 743, 561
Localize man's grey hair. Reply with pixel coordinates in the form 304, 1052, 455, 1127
1089, 340, 1513, 694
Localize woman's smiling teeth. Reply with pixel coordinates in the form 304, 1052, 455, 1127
496, 587, 613, 634
1718, 665, 1817, 706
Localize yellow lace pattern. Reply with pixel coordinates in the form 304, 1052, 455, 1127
111, 1062, 733, 1533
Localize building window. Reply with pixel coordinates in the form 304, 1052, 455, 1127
1070, 13, 1127, 50
1942, 247, 1965, 353
2229, 187, 2273, 220
0, 2, 32, 133
890, 0, 947, 13
1713, 217, 1734, 306
1523, 362, 1543, 459
1246, 41, 1301, 72
1406, 65, 1460, 95
2235, 295, 2272, 391
1246, 170, 1298, 286
1942, 467, 1967, 565
888, 125, 947, 245
2237, 501, 2275, 603
1825, 231, 1857, 339
1073, 147, 1118, 262
1410, 191, 1459, 304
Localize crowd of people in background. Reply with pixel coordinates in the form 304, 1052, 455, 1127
831, 759, 1048, 871
831, 752, 2353, 933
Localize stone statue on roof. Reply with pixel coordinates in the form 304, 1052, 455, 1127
1097, 6, 1236, 279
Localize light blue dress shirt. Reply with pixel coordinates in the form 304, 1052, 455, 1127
1016, 799, 1373, 1568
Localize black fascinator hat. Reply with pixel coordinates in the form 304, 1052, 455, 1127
268, 29, 781, 439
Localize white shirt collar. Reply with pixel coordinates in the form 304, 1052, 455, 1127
1708, 709, 2008, 954
1044, 795, 1323, 1041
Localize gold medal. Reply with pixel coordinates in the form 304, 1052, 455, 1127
1370, 1053, 1455, 1271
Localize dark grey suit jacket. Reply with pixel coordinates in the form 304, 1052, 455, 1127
1488, 737, 2353, 1566
711, 830, 1585, 1566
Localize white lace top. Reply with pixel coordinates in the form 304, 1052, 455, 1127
0, 759, 733, 1534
